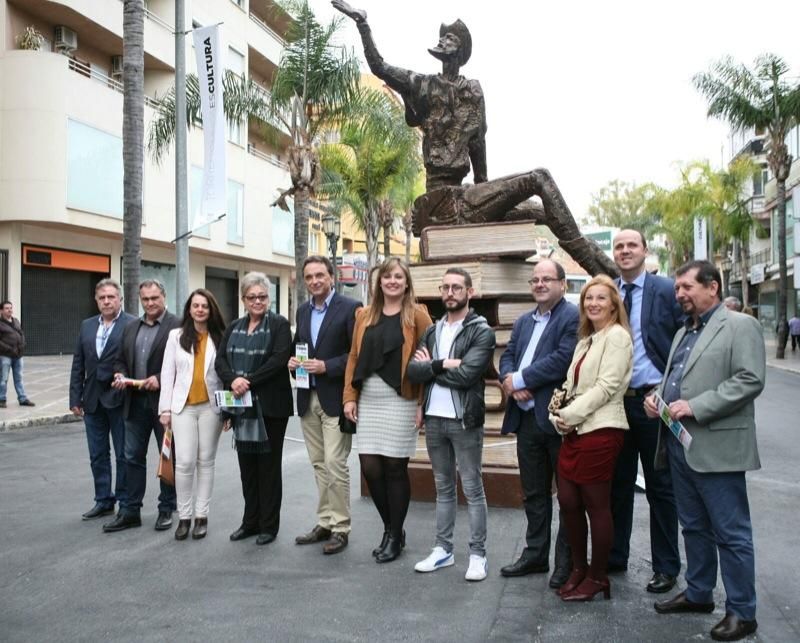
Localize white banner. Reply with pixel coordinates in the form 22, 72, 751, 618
192, 25, 226, 228
693, 216, 708, 260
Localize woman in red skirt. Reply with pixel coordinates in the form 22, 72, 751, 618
549, 274, 633, 602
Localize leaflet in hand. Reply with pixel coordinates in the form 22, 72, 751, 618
214, 390, 253, 408
652, 392, 692, 450
295, 342, 310, 389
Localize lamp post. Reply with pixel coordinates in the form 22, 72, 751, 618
322, 213, 341, 291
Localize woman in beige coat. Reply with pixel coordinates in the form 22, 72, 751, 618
549, 274, 633, 602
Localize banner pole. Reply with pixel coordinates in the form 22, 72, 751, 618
175, 0, 189, 308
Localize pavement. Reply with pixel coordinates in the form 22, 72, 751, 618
1, 367, 799, 641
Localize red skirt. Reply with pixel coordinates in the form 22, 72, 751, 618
558, 428, 625, 484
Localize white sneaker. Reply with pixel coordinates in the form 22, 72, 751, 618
414, 546, 455, 573
465, 554, 488, 581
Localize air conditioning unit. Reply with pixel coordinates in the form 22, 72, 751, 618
111, 55, 124, 78
54, 25, 78, 52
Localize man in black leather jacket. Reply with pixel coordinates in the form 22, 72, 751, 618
407, 267, 495, 581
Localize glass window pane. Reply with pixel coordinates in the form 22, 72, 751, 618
227, 180, 244, 245
67, 119, 123, 218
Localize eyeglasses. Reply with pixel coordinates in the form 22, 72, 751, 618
438, 284, 465, 294
528, 277, 560, 285
244, 294, 269, 302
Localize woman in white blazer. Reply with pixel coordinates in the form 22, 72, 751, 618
549, 274, 633, 602
159, 289, 226, 541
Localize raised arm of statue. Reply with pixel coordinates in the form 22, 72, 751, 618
468, 92, 488, 184
332, 0, 415, 95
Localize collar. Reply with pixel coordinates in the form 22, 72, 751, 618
622, 270, 647, 289
99, 309, 124, 325
312, 289, 335, 312
141, 310, 167, 326
686, 303, 720, 330
532, 308, 552, 323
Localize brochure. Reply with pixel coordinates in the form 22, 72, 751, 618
295, 342, 310, 389
214, 390, 253, 408
653, 392, 692, 450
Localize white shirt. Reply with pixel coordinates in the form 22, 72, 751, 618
426, 318, 464, 419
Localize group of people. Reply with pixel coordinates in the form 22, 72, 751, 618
68, 229, 766, 642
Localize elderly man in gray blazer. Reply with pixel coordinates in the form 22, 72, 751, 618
645, 260, 765, 643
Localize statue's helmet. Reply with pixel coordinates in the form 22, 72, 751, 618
439, 19, 472, 66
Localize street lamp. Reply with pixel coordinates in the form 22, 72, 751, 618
321, 213, 341, 290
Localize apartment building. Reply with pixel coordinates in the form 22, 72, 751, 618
0, 0, 297, 354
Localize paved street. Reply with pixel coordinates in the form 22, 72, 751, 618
1, 367, 798, 642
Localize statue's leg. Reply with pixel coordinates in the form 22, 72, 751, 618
460, 172, 540, 222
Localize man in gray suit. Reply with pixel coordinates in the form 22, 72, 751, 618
646, 260, 765, 642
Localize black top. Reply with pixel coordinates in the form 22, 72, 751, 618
353, 313, 404, 394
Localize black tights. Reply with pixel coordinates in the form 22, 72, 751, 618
557, 477, 614, 582
360, 454, 410, 538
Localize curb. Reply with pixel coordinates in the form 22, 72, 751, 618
0, 413, 82, 433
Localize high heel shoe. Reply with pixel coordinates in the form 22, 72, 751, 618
372, 531, 390, 558
375, 535, 403, 563
557, 568, 587, 596
561, 577, 611, 602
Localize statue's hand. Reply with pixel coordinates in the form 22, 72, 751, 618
331, 0, 366, 23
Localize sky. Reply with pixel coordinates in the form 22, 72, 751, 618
309, 0, 800, 220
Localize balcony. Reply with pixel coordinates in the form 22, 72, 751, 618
248, 11, 285, 67
729, 248, 772, 282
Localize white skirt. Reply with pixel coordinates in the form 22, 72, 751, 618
356, 375, 418, 458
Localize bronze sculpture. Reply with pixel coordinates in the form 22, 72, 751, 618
332, 1, 616, 276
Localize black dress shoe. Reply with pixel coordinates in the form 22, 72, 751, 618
323, 532, 348, 555
372, 530, 390, 557
19, 399, 35, 407
256, 532, 277, 546
154, 511, 173, 531
375, 535, 402, 563
500, 557, 549, 577
647, 572, 677, 594
82, 503, 115, 520
230, 526, 258, 541
654, 591, 715, 614
174, 519, 191, 541
103, 513, 142, 533
710, 613, 757, 641
295, 525, 331, 545
192, 517, 208, 540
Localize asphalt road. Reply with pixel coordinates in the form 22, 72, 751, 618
1, 367, 798, 642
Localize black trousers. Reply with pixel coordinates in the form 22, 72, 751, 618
237, 417, 288, 535
516, 410, 570, 567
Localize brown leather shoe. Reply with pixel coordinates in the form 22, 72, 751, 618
710, 614, 757, 641
654, 591, 715, 614
295, 525, 331, 545
322, 532, 348, 555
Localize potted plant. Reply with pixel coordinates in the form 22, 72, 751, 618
16, 26, 44, 51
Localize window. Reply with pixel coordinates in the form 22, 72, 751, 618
227, 180, 244, 245
226, 47, 246, 146
67, 119, 123, 218
272, 205, 295, 256
309, 231, 319, 253
230, 0, 245, 7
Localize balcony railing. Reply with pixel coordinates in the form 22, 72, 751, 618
68, 58, 161, 109
117, 1, 174, 31
730, 248, 772, 281
247, 143, 287, 170
249, 12, 286, 45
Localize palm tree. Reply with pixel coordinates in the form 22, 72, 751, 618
319, 88, 421, 269
147, 1, 360, 313
122, 0, 145, 313
694, 54, 800, 357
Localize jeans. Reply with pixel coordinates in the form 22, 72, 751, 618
84, 405, 127, 508
173, 402, 222, 520
122, 394, 176, 516
0, 356, 29, 402
424, 416, 488, 557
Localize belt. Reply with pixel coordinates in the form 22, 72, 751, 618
624, 385, 657, 398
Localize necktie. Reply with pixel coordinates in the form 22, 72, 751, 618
623, 283, 635, 318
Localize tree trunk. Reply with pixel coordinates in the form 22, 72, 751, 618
740, 242, 750, 309
122, 0, 144, 314
382, 224, 391, 260
405, 229, 411, 264
776, 177, 788, 358
293, 185, 310, 315
365, 204, 379, 272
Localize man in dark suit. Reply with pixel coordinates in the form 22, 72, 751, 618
70, 279, 136, 520
649, 260, 765, 642
103, 279, 180, 533
289, 256, 361, 555
498, 259, 579, 588
609, 230, 683, 594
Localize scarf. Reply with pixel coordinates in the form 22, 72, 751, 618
225, 313, 273, 453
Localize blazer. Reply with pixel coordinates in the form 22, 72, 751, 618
114, 311, 181, 418
553, 324, 633, 435
623, 272, 684, 375
293, 292, 362, 418
499, 298, 579, 435
69, 312, 137, 414
158, 329, 223, 415
215, 312, 294, 419
343, 304, 432, 404
654, 305, 765, 474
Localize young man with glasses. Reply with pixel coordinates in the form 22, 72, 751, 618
497, 259, 579, 588
407, 268, 495, 581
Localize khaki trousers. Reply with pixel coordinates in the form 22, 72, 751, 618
301, 392, 352, 533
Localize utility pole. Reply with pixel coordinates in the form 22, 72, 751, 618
174, 0, 189, 308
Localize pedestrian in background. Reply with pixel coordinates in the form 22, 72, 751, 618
0, 300, 34, 408
789, 314, 800, 351
159, 289, 226, 541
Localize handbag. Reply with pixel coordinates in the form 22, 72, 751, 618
156, 428, 175, 486
547, 387, 574, 415
339, 413, 357, 435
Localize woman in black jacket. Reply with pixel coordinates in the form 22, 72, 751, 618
215, 272, 293, 546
